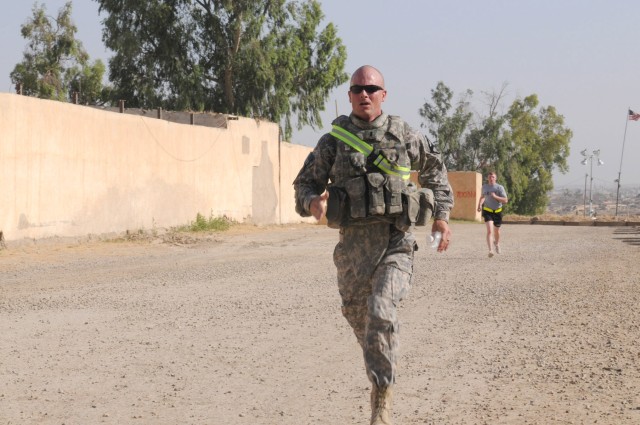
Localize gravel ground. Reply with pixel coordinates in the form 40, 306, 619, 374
1, 222, 639, 425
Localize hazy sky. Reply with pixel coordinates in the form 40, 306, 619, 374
2, 0, 639, 189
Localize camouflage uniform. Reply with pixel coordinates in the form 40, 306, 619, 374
293, 112, 453, 389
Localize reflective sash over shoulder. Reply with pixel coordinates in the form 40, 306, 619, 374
329, 124, 411, 180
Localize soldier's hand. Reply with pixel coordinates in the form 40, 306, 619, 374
310, 190, 329, 221
432, 219, 451, 252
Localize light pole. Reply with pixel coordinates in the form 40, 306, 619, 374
583, 172, 588, 217
580, 149, 604, 217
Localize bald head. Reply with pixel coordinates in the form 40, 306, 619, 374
350, 65, 385, 88
348, 65, 387, 122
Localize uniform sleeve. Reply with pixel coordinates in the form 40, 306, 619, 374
292, 134, 336, 217
405, 126, 454, 222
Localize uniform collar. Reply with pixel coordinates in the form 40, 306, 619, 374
349, 112, 388, 130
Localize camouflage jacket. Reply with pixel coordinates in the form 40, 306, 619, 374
293, 112, 454, 223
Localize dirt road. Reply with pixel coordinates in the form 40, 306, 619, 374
1, 223, 639, 424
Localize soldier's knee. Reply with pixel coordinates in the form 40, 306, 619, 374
367, 295, 397, 330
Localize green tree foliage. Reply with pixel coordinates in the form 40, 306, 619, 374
501, 95, 572, 214
419, 82, 474, 170
420, 82, 572, 215
10, 2, 109, 104
95, 0, 348, 139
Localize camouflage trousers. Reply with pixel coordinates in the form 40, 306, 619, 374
333, 222, 416, 388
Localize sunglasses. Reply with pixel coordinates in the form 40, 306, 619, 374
350, 85, 384, 94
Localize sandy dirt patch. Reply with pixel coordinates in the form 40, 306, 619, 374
1, 222, 639, 424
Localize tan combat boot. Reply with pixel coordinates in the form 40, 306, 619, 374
370, 385, 393, 425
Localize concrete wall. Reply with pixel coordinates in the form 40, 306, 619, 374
448, 171, 482, 222
279, 142, 313, 224
0, 93, 314, 241
0, 93, 481, 242
413, 170, 482, 222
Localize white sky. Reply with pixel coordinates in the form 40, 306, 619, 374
2, 0, 639, 189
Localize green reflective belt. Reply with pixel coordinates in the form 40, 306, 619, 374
330, 125, 411, 180
483, 206, 502, 213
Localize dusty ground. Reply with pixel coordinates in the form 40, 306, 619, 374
1, 222, 639, 425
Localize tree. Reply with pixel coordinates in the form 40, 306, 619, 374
419, 82, 474, 170
500, 95, 572, 214
95, 0, 348, 139
420, 82, 572, 215
10, 2, 109, 104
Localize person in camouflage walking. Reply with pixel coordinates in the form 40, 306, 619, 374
293, 65, 453, 424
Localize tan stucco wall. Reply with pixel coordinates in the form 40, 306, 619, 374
448, 171, 482, 221
0, 93, 483, 241
413, 170, 482, 222
278, 142, 315, 224
0, 94, 314, 241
